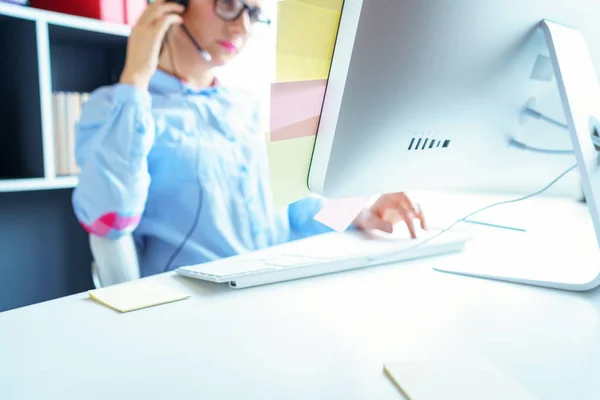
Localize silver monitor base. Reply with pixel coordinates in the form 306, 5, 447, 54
434, 238, 600, 292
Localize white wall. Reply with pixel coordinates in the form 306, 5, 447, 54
215, 0, 277, 131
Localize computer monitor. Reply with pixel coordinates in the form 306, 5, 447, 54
308, 0, 600, 291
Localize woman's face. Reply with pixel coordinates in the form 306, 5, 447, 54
185, 0, 265, 66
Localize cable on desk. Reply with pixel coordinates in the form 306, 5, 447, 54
367, 163, 578, 262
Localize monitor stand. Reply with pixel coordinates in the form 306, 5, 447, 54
434, 20, 600, 292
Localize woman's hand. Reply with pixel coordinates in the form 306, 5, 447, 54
353, 193, 426, 238
120, 0, 184, 90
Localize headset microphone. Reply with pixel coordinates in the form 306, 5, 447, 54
165, 0, 212, 62
180, 24, 213, 62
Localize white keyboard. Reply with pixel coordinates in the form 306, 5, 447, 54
176, 228, 470, 288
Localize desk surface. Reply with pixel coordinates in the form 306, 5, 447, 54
3, 193, 600, 400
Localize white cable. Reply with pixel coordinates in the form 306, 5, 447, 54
508, 138, 573, 155
366, 164, 578, 262
523, 107, 569, 130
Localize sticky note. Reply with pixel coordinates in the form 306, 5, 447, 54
384, 353, 537, 400
267, 0, 343, 209
313, 197, 371, 232
88, 280, 190, 313
276, 55, 337, 83
270, 79, 327, 133
276, 1, 341, 59
270, 116, 321, 142
290, 0, 344, 11
266, 133, 316, 209
276, 0, 342, 82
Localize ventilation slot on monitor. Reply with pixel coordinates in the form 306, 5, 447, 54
408, 138, 416, 150
407, 137, 451, 151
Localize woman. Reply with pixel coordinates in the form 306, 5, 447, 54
72, 0, 426, 278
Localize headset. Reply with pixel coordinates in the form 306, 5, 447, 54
166, 0, 189, 7
137, 1, 210, 271
163, 0, 212, 62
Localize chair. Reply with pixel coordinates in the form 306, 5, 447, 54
89, 234, 141, 288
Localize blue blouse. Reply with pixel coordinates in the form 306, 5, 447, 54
72, 70, 332, 277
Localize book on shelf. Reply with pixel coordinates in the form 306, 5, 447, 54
52, 91, 89, 177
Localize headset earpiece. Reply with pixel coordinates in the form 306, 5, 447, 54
165, 0, 189, 11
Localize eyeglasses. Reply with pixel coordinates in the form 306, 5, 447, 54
214, 0, 272, 25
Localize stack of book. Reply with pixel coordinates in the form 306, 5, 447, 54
52, 91, 89, 176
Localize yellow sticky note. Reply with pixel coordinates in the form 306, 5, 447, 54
266, 133, 316, 208
276, 55, 335, 82
88, 280, 190, 313
384, 353, 537, 400
286, 0, 344, 11
276, 0, 342, 82
267, 0, 343, 207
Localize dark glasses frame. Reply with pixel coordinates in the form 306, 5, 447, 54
213, 0, 272, 25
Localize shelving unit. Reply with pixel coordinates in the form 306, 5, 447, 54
0, 2, 130, 311
0, 1, 129, 191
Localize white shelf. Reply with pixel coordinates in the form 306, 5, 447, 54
0, 177, 78, 193
0, 4, 129, 194
0, 1, 130, 37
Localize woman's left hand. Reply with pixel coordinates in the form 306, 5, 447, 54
353, 192, 426, 238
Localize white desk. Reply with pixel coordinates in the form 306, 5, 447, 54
2, 193, 600, 399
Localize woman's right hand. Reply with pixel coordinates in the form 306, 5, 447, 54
120, 0, 185, 90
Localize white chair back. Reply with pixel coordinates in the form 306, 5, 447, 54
89, 234, 141, 288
